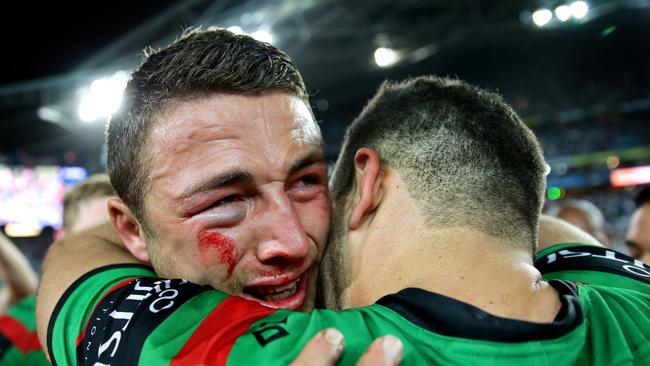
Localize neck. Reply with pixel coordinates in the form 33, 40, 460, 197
346, 225, 561, 323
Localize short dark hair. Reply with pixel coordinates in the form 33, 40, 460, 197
63, 174, 114, 230
330, 76, 546, 248
106, 27, 308, 231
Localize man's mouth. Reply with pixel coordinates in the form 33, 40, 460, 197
242, 271, 308, 309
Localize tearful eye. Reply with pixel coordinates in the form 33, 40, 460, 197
298, 175, 319, 186
211, 195, 240, 208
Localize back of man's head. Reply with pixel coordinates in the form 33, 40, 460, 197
62, 174, 114, 234
331, 76, 546, 249
547, 198, 607, 240
106, 27, 309, 230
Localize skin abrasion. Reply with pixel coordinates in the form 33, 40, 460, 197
197, 229, 237, 273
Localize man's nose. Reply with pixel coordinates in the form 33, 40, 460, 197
256, 192, 311, 266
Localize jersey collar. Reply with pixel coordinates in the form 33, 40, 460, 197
376, 280, 583, 342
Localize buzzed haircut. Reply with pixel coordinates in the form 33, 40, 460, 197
63, 174, 115, 230
106, 27, 309, 232
330, 76, 547, 249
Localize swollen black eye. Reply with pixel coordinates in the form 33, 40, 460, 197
212, 195, 239, 207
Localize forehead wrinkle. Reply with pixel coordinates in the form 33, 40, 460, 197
184, 123, 238, 143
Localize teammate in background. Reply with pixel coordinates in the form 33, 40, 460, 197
546, 198, 610, 247
41, 76, 649, 365
55, 174, 116, 240
0, 233, 38, 315
626, 186, 650, 264
0, 174, 114, 366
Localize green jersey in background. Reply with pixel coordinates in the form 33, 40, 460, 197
0, 295, 49, 366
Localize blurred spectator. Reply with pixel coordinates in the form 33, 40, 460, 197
546, 198, 611, 247
625, 186, 650, 264
0, 233, 38, 314
55, 174, 115, 240
0, 173, 113, 365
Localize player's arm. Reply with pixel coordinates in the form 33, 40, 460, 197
290, 329, 403, 366
0, 231, 38, 313
53, 271, 402, 365
35, 222, 143, 359
537, 214, 602, 253
536, 216, 650, 293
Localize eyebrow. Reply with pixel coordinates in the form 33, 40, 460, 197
178, 171, 254, 201
177, 151, 325, 202
289, 151, 327, 176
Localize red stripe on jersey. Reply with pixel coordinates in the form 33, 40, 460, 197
75, 277, 139, 347
171, 296, 276, 366
0, 315, 42, 353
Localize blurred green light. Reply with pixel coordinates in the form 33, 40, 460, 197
547, 187, 563, 200
601, 26, 617, 37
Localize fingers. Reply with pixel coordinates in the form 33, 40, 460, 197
290, 328, 345, 366
356, 335, 403, 366
289, 329, 403, 366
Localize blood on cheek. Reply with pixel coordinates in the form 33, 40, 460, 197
197, 229, 237, 273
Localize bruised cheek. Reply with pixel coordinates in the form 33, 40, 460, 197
197, 229, 237, 274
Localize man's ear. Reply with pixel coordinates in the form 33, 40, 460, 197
349, 148, 383, 230
107, 197, 150, 262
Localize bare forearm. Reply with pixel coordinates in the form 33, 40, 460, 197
36, 222, 145, 357
0, 232, 38, 302
538, 214, 603, 253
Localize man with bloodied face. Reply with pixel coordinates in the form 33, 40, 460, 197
36, 27, 331, 351
104, 28, 330, 311
37, 27, 397, 366
37, 29, 649, 365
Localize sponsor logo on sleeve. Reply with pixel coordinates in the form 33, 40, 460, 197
77, 278, 207, 365
536, 246, 650, 283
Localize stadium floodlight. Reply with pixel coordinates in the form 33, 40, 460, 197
37, 106, 64, 123
374, 47, 399, 67
555, 5, 572, 21
78, 71, 128, 123
227, 26, 244, 34
570, 1, 589, 19
532, 9, 553, 27
251, 30, 273, 44
4, 223, 42, 238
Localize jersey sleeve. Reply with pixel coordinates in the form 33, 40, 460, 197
47, 263, 299, 366
0, 296, 49, 366
47, 264, 157, 365
46, 263, 397, 366
535, 243, 650, 294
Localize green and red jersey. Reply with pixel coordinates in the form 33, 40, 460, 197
535, 243, 650, 293
49, 244, 650, 365
0, 295, 49, 365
